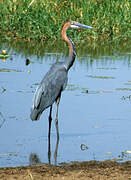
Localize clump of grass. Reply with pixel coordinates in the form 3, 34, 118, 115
0, 0, 130, 41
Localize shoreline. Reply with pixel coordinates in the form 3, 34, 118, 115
0, 160, 131, 180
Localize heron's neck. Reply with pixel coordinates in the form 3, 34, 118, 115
64, 38, 76, 71
61, 27, 76, 71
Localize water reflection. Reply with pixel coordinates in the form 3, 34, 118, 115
29, 137, 59, 166
29, 153, 41, 165
0, 39, 131, 62
48, 133, 59, 165
0, 40, 131, 167
29, 132, 59, 165
47, 108, 59, 165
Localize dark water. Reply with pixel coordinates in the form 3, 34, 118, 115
0, 40, 131, 167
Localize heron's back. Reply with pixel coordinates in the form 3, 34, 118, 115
30, 62, 68, 120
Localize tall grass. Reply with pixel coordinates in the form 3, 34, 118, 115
0, 0, 130, 41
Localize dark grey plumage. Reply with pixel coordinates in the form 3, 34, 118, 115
30, 62, 68, 120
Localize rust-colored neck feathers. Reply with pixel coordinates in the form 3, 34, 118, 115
61, 21, 76, 71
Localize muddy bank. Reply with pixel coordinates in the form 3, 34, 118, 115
0, 160, 131, 180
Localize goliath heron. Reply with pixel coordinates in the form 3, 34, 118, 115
30, 20, 93, 139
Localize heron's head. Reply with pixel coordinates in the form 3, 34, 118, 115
70, 20, 93, 30
61, 20, 93, 41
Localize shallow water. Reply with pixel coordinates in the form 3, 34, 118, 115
0, 40, 131, 167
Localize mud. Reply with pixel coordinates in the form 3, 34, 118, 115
0, 160, 131, 180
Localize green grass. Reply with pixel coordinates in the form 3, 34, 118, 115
0, 0, 130, 41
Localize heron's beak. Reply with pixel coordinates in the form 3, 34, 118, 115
71, 21, 93, 29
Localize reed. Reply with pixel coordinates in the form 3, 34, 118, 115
0, 0, 130, 41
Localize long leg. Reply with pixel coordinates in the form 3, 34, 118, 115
55, 96, 61, 140
48, 105, 52, 139
48, 105, 52, 164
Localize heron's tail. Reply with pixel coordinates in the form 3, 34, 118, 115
30, 108, 41, 121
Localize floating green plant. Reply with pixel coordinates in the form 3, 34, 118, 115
88, 75, 115, 79
116, 88, 131, 91
0, 54, 10, 58
0, 68, 22, 72
0, 49, 10, 59
65, 84, 88, 92
85, 90, 113, 94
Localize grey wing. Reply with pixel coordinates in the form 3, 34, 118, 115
32, 85, 44, 110
39, 67, 68, 109
30, 65, 67, 121
32, 67, 67, 112
30, 84, 45, 120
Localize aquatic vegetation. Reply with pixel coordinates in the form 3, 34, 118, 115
0, 0, 130, 41
65, 84, 88, 92
88, 75, 115, 79
84, 90, 113, 94
0, 49, 10, 58
0, 54, 10, 58
0, 68, 22, 72
116, 88, 131, 91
